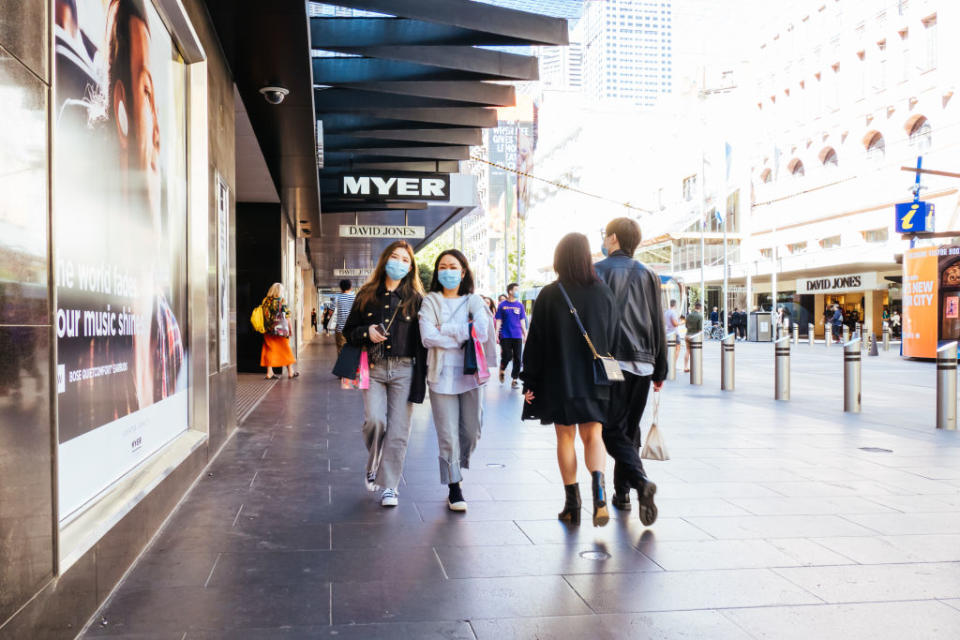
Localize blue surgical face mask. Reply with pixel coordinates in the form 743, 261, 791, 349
384, 258, 410, 281
601, 245, 609, 257
437, 269, 463, 291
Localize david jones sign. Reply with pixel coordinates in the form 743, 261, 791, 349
797, 272, 877, 293
340, 173, 450, 201
339, 225, 425, 239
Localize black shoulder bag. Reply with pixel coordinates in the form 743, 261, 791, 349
556, 282, 624, 386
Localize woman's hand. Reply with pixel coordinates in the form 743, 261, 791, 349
524, 390, 535, 404
369, 325, 388, 344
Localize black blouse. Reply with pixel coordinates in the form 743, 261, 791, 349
342, 284, 421, 358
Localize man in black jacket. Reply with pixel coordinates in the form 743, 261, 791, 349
595, 217, 665, 526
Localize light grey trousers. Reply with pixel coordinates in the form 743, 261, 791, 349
361, 358, 414, 490
429, 387, 483, 484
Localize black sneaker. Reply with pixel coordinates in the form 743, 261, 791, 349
447, 482, 467, 512
611, 490, 632, 511
637, 479, 658, 526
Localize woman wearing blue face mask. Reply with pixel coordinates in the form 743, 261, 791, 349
342, 241, 427, 508
419, 249, 491, 511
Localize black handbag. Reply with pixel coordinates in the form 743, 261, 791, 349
556, 282, 624, 386
463, 313, 478, 374
332, 343, 362, 379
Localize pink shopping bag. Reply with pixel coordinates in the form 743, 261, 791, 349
472, 325, 490, 383
358, 351, 370, 390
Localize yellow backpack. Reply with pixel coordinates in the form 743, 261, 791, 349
250, 301, 266, 334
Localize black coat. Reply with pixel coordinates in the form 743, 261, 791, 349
595, 252, 668, 381
341, 286, 428, 404
521, 280, 618, 420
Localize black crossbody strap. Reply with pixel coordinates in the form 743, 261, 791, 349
556, 282, 601, 360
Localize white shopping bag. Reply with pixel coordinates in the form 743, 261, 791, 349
640, 391, 669, 461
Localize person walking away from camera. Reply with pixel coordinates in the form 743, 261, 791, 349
261, 283, 299, 380
522, 233, 618, 527
684, 302, 703, 371
595, 217, 664, 526
342, 242, 427, 508
333, 279, 355, 355
496, 282, 527, 389
311, 308, 318, 333
419, 250, 491, 512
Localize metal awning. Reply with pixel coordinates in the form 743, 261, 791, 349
309, 0, 568, 286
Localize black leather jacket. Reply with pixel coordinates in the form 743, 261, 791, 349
595, 251, 667, 382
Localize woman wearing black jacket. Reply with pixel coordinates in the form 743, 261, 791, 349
342, 240, 428, 508
522, 233, 618, 527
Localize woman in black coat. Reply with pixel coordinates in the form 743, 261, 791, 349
522, 232, 618, 527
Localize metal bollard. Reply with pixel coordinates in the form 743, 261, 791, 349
882, 321, 890, 352
808, 323, 815, 346
666, 333, 677, 381
775, 337, 790, 401
937, 342, 958, 430
842, 325, 850, 344
792, 323, 799, 345
826, 326, 833, 348
844, 338, 861, 413
689, 332, 703, 385
721, 333, 735, 391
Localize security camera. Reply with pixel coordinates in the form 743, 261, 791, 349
259, 86, 289, 105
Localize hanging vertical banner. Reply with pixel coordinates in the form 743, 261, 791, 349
902, 246, 939, 358
53, 0, 190, 519
218, 173, 230, 367
516, 124, 534, 221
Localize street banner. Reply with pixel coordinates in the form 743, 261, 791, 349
902, 246, 939, 358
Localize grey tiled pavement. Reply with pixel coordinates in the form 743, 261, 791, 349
82, 337, 960, 639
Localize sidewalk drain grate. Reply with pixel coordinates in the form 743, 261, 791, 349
859, 447, 893, 453
486, 463, 506, 469
579, 550, 611, 561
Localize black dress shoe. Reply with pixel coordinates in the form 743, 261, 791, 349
611, 490, 632, 511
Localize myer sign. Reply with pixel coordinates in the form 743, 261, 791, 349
796, 272, 878, 294
339, 225, 425, 239
340, 173, 450, 201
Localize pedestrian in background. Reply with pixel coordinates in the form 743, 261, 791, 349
595, 217, 664, 526
522, 233, 618, 527
260, 283, 299, 380
311, 308, 318, 333
663, 299, 680, 371
496, 282, 527, 389
420, 250, 491, 512
342, 242, 427, 508
333, 279, 355, 354
684, 302, 703, 371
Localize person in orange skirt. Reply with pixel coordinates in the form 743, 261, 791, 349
261, 282, 299, 380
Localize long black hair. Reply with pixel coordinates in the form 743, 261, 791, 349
553, 232, 598, 286
429, 249, 475, 296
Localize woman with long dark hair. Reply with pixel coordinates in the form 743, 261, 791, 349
521, 233, 618, 527
342, 241, 427, 507
419, 249, 491, 511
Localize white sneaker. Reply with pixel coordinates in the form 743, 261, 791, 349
365, 471, 377, 492
380, 488, 399, 507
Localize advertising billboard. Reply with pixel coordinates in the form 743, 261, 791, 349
54, 0, 189, 519
902, 247, 938, 358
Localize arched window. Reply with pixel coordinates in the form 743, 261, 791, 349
908, 116, 932, 151
820, 147, 838, 168
864, 131, 885, 161
760, 168, 772, 184
788, 158, 805, 177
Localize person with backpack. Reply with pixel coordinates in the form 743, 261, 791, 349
260, 282, 298, 380
521, 233, 618, 527
594, 217, 665, 527
419, 250, 493, 512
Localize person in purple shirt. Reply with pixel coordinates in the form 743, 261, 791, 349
495, 283, 528, 389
